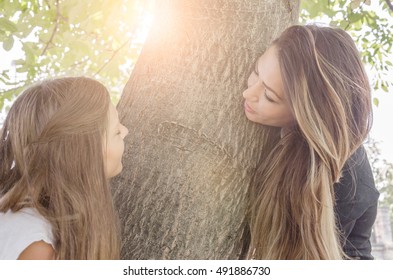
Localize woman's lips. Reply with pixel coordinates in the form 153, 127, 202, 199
244, 101, 256, 113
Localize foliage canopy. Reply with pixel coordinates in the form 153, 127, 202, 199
0, 0, 154, 113
301, 0, 393, 106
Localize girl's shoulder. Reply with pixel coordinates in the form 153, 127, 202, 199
0, 208, 55, 259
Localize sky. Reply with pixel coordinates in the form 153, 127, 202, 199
370, 91, 393, 162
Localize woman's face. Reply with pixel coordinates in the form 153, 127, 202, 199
242, 46, 294, 128
103, 103, 129, 178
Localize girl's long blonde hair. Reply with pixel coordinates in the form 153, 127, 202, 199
248, 25, 372, 259
0, 77, 120, 259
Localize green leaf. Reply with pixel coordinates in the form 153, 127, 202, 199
2, 70, 10, 80
0, 17, 18, 33
374, 80, 379, 91
373, 97, 379, 107
381, 83, 389, 93
306, 1, 322, 18
13, 59, 25, 66
350, 0, 361, 10
338, 20, 350, 29
338, 0, 346, 8
24, 42, 40, 65
377, 51, 382, 62
2, 36, 14, 51
348, 12, 363, 23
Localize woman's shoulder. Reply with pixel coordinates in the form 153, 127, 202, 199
335, 146, 379, 205
0, 208, 55, 260
348, 146, 379, 193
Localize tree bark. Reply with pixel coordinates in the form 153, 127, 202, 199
112, 0, 300, 259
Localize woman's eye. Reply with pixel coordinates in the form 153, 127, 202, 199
264, 89, 275, 103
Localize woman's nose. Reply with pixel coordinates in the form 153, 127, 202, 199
242, 85, 259, 102
243, 73, 260, 101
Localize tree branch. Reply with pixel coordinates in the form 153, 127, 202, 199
70, 57, 89, 68
41, 0, 60, 56
386, 0, 393, 12
94, 38, 132, 76
44, 0, 51, 9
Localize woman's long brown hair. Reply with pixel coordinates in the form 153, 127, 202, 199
248, 25, 372, 259
0, 77, 120, 259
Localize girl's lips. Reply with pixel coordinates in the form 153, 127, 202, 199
244, 101, 256, 113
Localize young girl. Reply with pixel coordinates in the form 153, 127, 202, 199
243, 25, 379, 259
0, 77, 128, 259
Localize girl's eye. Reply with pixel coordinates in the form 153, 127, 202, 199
264, 88, 275, 103
117, 130, 121, 135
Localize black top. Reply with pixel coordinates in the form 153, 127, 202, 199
334, 146, 380, 260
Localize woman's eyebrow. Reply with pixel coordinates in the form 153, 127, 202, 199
263, 82, 282, 100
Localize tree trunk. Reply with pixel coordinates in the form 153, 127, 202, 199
112, 0, 300, 259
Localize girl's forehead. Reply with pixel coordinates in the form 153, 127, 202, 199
107, 103, 119, 127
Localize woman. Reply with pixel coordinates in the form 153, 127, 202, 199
243, 25, 379, 259
0, 77, 128, 259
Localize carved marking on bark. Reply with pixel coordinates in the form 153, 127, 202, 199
158, 121, 233, 162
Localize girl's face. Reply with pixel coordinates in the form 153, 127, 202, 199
242, 46, 294, 128
103, 103, 129, 178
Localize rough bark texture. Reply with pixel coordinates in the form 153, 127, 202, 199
112, 0, 300, 259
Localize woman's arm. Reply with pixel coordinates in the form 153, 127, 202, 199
335, 146, 380, 259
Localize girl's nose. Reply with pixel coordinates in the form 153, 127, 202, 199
121, 124, 129, 138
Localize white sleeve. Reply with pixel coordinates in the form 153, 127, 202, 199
0, 208, 55, 260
